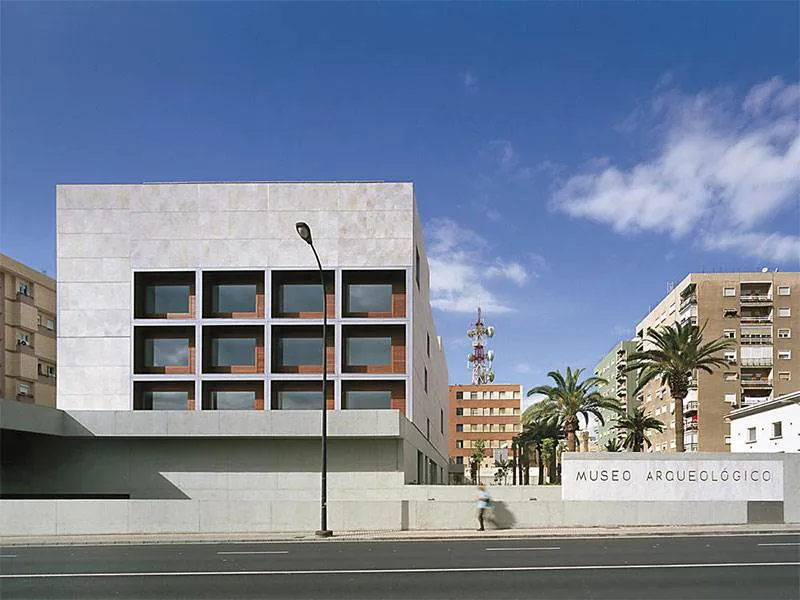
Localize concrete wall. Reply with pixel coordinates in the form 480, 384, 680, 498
730, 402, 800, 452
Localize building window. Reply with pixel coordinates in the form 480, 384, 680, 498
747, 427, 756, 443
415, 248, 421, 289
455, 456, 463, 464
342, 270, 405, 317
134, 382, 194, 411
778, 350, 791, 360
16, 333, 30, 346
203, 271, 263, 318
426, 418, 430, 440
724, 371, 738, 381
46, 318, 55, 330
427, 333, 430, 358
456, 407, 463, 416
17, 280, 31, 297
778, 307, 791, 318
723, 287, 736, 297
723, 308, 738, 318
778, 286, 790, 296
279, 283, 323, 314
456, 440, 463, 449
470, 392, 478, 400
778, 371, 791, 382
135, 327, 194, 373
347, 336, 391, 366
772, 422, 783, 439
440, 409, 444, 435
210, 336, 256, 367
204, 326, 262, 373
723, 330, 736, 339
203, 382, 262, 410
724, 351, 737, 363
18, 383, 30, 396
346, 284, 392, 314
343, 390, 391, 409
778, 329, 791, 339
135, 272, 194, 318
424, 367, 428, 393
456, 424, 463, 432
276, 390, 320, 410
724, 393, 737, 405
456, 391, 463, 400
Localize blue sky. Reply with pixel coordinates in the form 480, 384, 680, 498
2, 2, 799, 398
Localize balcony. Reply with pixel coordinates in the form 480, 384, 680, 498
740, 294, 772, 304
679, 296, 697, 312
740, 357, 773, 367
685, 443, 698, 452
740, 335, 773, 345
684, 400, 698, 413
741, 396, 772, 407
740, 315, 772, 324
741, 378, 773, 388
684, 420, 698, 432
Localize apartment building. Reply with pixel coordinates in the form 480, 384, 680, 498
593, 340, 638, 449
635, 272, 800, 453
448, 384, 523, 481
1, 254, 57, 407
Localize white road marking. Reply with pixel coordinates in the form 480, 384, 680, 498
1, 561, 797, 579
0, 555, 17, 558
486, 547, 560, 551
217, 551, 289, 555
758, 543, 800, 547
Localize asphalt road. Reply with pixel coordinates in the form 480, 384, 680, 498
1, 533, 798, 599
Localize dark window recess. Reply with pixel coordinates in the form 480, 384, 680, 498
456, 456, 463, 465
415, 248, 421, 288
343, 390, 391, 409
134, 272, 194, 318
424, 367, 428, 393
346, 337, 391, 366
347, 284, 392, 313
456, 424, 463, 432
277, 390, 322, 410
456, 408, 463, 416
427, 333, 430, 357
440, 409, 444, 435
427, 418, 430, 440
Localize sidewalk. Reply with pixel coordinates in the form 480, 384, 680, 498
2, 523, 798, 547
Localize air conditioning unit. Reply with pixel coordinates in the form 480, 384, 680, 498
17, 339, 29, 346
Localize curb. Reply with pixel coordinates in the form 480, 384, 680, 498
2, 525, 799, 547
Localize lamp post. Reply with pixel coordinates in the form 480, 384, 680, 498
295, 221, 332, 538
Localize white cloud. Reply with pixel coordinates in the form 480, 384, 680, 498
488, 140, 520, 169
513, 363, 533, 374
463, 70, 478, 90
425, 218, 534, 314
551, 77, 800, 262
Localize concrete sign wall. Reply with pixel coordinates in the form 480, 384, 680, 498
562, 459, 784, 501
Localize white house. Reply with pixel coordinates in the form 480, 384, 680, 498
728, 390, 800, 453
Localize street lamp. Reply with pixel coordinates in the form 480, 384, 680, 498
295, 221, 333, 538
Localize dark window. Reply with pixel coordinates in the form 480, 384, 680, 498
347, 284, 392, 313
456, 408, 463, 416
427, 333, 430, 357
456, 391, 463, 400
279, 283, 323, 313
144, 338, 189, 367
456, 456, 463, 465
210, 337, 256, 367
211, 283, 257, 314
415, 248, 421, 289
440, 409, 444, 434
346, 337, 391, 366
276, 390, 322, 410
427, 418, 430, 440
456, 424, 463, 432
145, 390, 189, 410
278, 337, 322, 366
343, 390, 391, 409
206, 390, 256, 410
145, 285, 190, 315
424, 367, 428, 393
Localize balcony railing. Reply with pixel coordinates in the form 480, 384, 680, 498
740, 315, 772, 324
684, 421, 699, 431
685, 443, 698, 452
740, 358, 773, 367
740, 336, 773, 345
679, 296, 697, 312
741, 378, 773, 388
684, 400, 698, 413
740, 295, 772, 303
741, 396, 772, 407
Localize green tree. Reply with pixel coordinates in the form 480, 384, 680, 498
603, 438, 623, 452
626, 321, 734, 452
541, 438, 558, 484
520, 406, 564, 485
615, 406, 665, 452
470, 438, 487, 484
494, 459, 510, 485
528, 367, 621, 452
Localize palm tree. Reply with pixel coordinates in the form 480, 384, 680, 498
604, 438, 623, 452
494, 459, 510, 485
615, 406, 665, 452
470, 438, 487, 484
528, 367, 621, 452
520, 406, 564, 485
625, 321, 735, 452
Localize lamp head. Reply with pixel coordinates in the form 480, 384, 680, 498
295, 222, 313, 245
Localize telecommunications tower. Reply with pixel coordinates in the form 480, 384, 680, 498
467, 307, 495, 384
